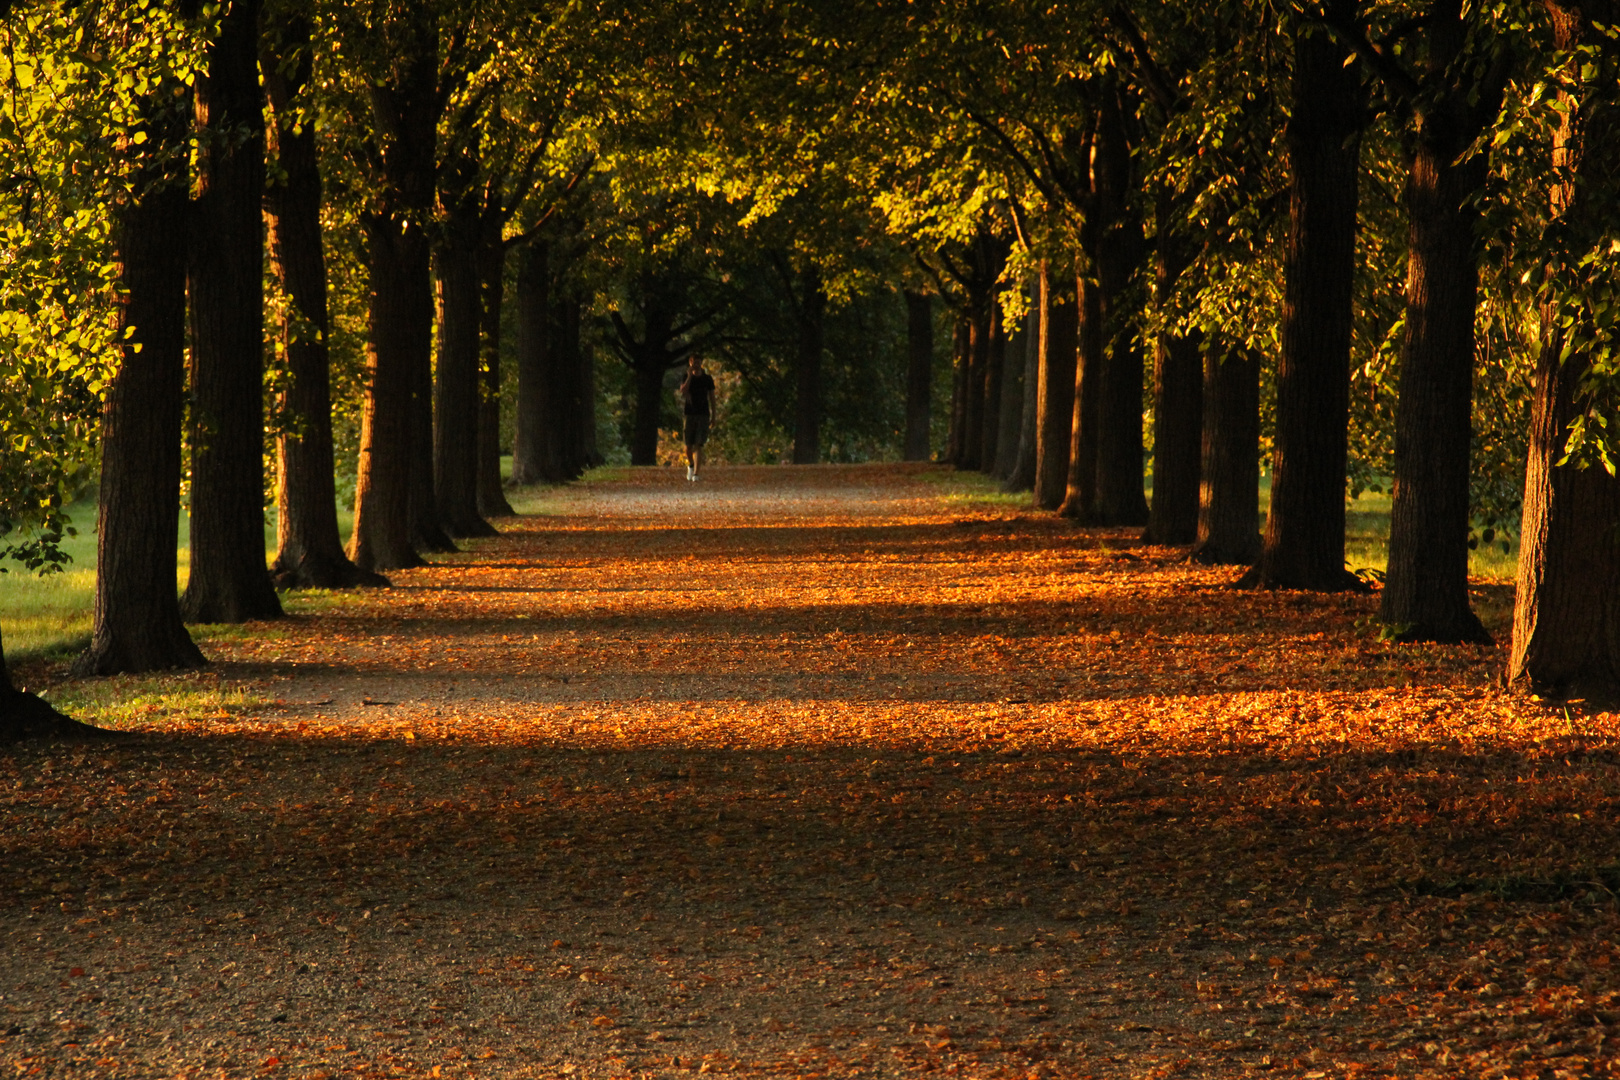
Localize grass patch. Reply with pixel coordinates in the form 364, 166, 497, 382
281, 589, 373, 616
40, 670, 275, 731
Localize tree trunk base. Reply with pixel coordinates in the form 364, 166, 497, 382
412, 524, 459, 554
0, 689, 118, 744
271, 552, 391, 591
1235, 564, 1371, 593
1383, 614, 1493, 647
69, 629, 207, 678
179, 584, 283, 625
443, 516, 498, 540
479, 489, 516, 519
1187, 538, 1260, 567
1141, 523, 1197, 545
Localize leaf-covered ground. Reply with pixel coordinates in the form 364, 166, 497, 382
4, 463, 1618, 1079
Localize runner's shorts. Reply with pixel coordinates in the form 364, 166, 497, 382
683, 413, 710, 449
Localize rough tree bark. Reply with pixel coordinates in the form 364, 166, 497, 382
902, 290, 933, 462
1506, 0, 1620, 696
181, 0, 282, 624
792, 265, 825, 465
1191, 349, 1261, 565
1377, 2, 1504, 644
73, 90, 206, 676
511, 240, 550, 482
348, 15, 439, 573
263, 11, 387, 590
946, 318, 968, 466
554, 291, 589, 478
1088, 84, 1149, 526
1252, 8, 1366, 591
1033, 261, 1077, 510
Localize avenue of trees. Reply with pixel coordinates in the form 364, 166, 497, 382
2, 0, 1619, 729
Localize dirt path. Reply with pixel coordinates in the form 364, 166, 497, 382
3, 463, 1618, 1079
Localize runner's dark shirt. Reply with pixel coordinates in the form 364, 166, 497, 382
683, 371, 716, 416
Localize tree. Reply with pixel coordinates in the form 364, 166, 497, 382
262, 2, 387, 589
1252, 5, 1368, 590
1506, 1, 1620, 695
901, 289, 933, 461
1338, 1, 1513, 643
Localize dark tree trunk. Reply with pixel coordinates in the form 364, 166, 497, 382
475, 232, 515, 517
181, 0, 281, 624
992, 300, 1026, 480
1191, 348, 1261, 565
1060, 269, 1102, 520
1033, 261, 1077, 510
73, 98, 206, 676
1, 625, 95, 739
631, 360, 666, 466
1146, 332, 1202, 544
1003, 304, 1040, 492
1379, 133, 1491, 643
946, 318, 968, 466
578, 336, 601, 469
432, 230, 495, 538
1144, 209, 1201, 545
410, 321, 455, 552
902, 289, 933, 461
792, 266, 825, 465
555, 291, 589, 478
959, 308, 987, 470
511, 240, 550, 483
979, 305, 1006, 474
1506, 0, 1620, 695
263, 12, 385, 591
1255, 9, 1365, 591
349, 19, 438, 572
1087, 85, 1149, 527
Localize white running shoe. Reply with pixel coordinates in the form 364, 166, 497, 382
686, 465, 694, 481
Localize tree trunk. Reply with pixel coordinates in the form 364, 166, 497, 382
902, 289, 933, 461
432, 232, 495, 538
555, 291, 589, 478
410, 320, 455, 552
578, 336, 601, 469
263, 12, 386, 591
1033, 261, 1077, 510
992, 299, 1026, 480
1088, 85, 1149, 526
1060, 269, 1102, 519
1379, 136, 1491, 643
511, 241, 550, 482
1191, 348, 1261, 565
979, 304, 1006, 474
1, 624, 96, 739
349, 22, 439, 572
73, 100, 206, 676
792, 266, 825, 465
1146, 332, 1202, 544
181, 0, 281, 624
1254, 9, 1365, 591
1505, 0, 1620, 695
631, 359, 666, 466
476, 232, 515, 517
1003, 305, 1040, 492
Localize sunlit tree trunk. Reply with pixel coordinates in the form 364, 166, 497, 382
1060, 270, 1102, 520
74, 91, 205, 676
263, 11, 385, 590
1254, 9, 1365, 591
182, 0, 281, 624
349, 16, 438, 572
1033, 261, 1077, 510
1506, 0, 1620, 694
903, 289, 933, 461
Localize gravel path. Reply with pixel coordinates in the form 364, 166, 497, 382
4, 464, 1617, 1079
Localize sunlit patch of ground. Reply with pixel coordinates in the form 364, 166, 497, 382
3, 464, 1615, 1079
